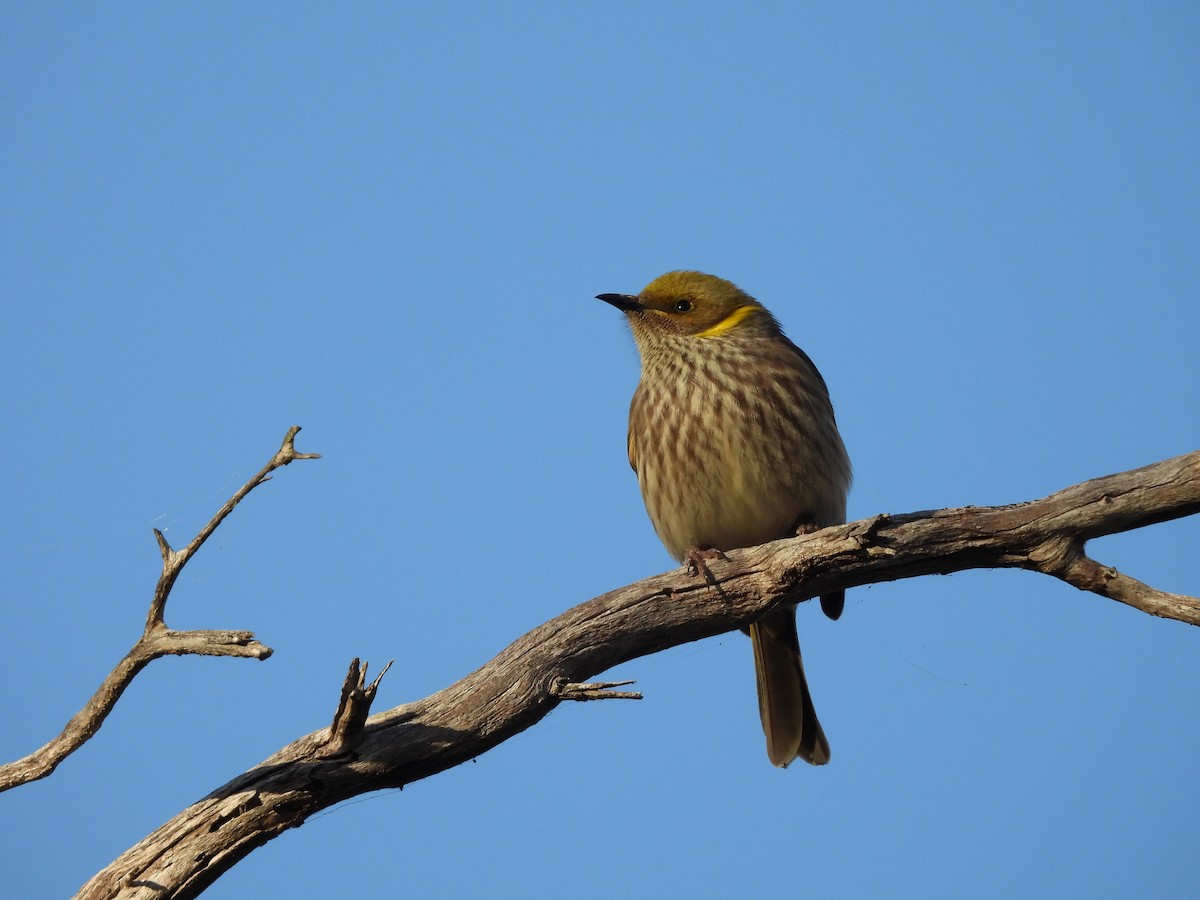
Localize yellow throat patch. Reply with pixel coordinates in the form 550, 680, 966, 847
694, 304, 760, 339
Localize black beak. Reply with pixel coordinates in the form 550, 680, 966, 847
596, 293, 642, 312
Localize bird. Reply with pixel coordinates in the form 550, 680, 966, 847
597, 270, 851, 767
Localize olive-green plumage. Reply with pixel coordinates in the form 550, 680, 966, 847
598, 270, 851, 767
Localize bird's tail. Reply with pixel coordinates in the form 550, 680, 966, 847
749, 608, 830, 767
820, 589, 845, 620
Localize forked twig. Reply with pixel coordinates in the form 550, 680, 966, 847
0, 427, 319, 793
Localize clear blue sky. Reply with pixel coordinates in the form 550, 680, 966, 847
3, 4, 1198, 898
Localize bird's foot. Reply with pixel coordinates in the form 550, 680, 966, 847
685, 547, 729, 584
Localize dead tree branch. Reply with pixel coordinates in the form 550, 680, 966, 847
0, 427, 320, 793
76, 449, 1199, 899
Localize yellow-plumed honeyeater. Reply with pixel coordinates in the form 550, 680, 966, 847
598, 270, 852, 767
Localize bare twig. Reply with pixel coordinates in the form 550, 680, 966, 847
554, 679, 643, 700
322, 658, 395, 757
75, 450, 1199, 899
146, 425, 319, 628
0, 427, 319, 793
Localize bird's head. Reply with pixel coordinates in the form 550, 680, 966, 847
597, 270, 777, 345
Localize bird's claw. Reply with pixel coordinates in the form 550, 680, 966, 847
685, 547, 729, 584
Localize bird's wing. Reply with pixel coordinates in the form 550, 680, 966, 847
780, 333, 831, 397
627, 419, 639, 474
627, 389, 641, 474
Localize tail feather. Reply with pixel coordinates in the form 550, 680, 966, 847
749, 608, 830, 767
820, 589, 845, 621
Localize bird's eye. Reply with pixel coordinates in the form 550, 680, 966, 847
674, 299, 693, 313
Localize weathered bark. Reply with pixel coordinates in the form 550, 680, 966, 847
74, 450, 1199, 899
